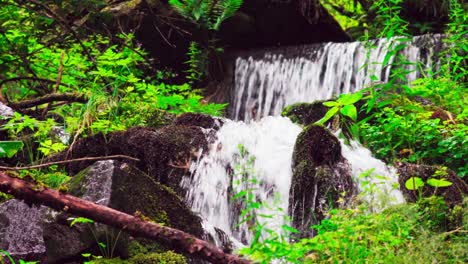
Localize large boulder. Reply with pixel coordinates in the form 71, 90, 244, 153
44, 160, 203, 263
397, 163, 468, 207
288, 125, 354, 238
48, 124, 210, 195
281, 101, 328, 126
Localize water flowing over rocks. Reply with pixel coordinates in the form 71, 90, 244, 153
231, 34, 444, 120
183, 116, 302, 246
289, 125, 355, 238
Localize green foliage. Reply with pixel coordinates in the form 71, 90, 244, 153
0, 141, 23, 158
130, 251, 186, 264
354, 0, 468, 177
0, 250, 37, 264
316, 92, 363, 125
240, 196, 466, 263
68, 217, 95, 227
169, 0, 243, 31
0, 0, 226, 165
442, 0, 468, 82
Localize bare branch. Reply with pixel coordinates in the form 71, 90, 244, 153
9, 93, 88, 109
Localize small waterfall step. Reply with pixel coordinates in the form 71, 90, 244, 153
231, 34, 444, 121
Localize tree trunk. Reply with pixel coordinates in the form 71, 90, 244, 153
0, 172, 250, 264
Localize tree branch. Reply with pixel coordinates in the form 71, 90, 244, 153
9, 93, 88, 109
0, 155, 140, 171
0, 172, 251, 264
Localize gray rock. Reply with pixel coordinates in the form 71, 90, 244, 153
0, 200, 49, 262
0, 102, 14, 118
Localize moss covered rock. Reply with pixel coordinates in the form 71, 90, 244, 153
130, 251, 186, 264
45, 160, 203, 263
288, 125, 355, 238
281, 101, 328, 125
49, 125, 209, 195
173, 113, 223, 130
397, 163, 468, 207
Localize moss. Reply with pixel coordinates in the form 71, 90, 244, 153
289, 125, 354, 238
292, 124, 341, 167
90, 258, 130, 264
130, 251, 186, 264
108, 163, 203, 237
68, 167, 90, 197
397, 163, 468, 207
281, 101, 328, 125
173, 112, 222, 130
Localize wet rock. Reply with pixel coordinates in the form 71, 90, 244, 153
0, 102, 14, 118
0, 102, 14, 142
0, 200, 49, 262
173, 113, 223, 130
397, 163, 468, 207
48, 125, 208, 195
281, 101, 328, 126
288, 125, 354, 238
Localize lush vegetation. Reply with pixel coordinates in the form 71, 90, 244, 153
0, 0, 466, 263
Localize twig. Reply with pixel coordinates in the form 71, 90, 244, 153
0, 155, 140, 171
42, 51, 65, 118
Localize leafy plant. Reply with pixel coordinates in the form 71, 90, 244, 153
68, 217, 123, 259
169, 0, 243, 31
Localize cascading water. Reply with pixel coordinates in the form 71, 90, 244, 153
182, 117, 302, 245
231, 34, 444, 121
182, 35, 441, 249
182, 117, 405, 247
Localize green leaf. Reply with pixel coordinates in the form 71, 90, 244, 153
340, 105, 358, 121
338, 92, 363, 105
315, 106, 339, 125
281, 224, 299, 234
405, 177, 424, 190
323, 101, 338, 107
68, 217, 94, 227
0, 141, 24, 158
426, 178, 452, 188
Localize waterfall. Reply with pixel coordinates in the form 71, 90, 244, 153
181, 35, 442, 249
231, 34, 444, 121
182, 118, 404, 247
182, 116, 302, 245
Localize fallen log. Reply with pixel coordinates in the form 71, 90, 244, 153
0, 172, 251, 264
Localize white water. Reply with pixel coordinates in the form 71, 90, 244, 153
232, 34, 443, 120
182, 117, 404, 247
182, 116, 302, 245
340, 138, 405, 211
